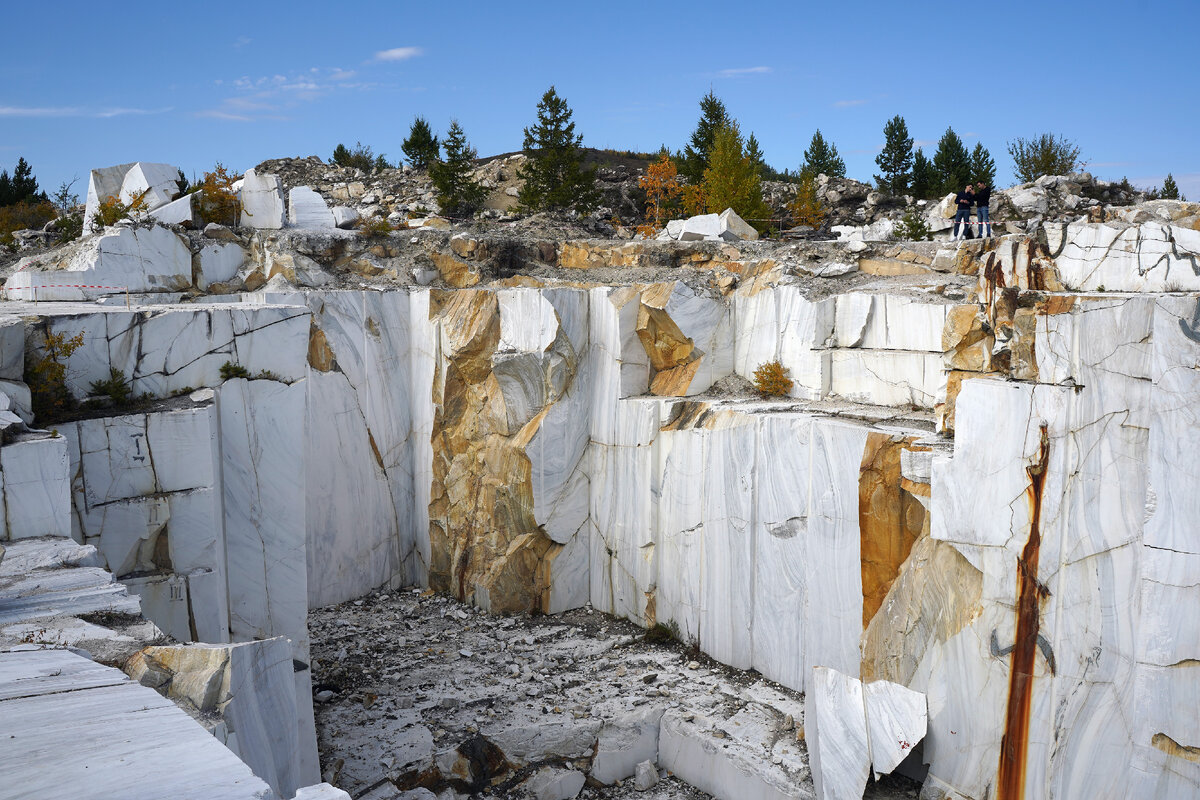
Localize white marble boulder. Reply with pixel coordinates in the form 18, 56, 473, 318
83, 162, 180, 232
288, 187, 336, 229
240, 169, 286, 229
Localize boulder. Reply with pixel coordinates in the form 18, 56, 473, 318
288, 187, 336, 229
718, 208, 759, 241
521, 767, 585, 800
678, 213, 723, 241
333, 206, 360, 229
83, 162, 180, 232
1007, 185, 1050, 215
590, 706, 663, 784
634, 760, 659, 791
148, 193, 197, 226
239, 169, 286, 229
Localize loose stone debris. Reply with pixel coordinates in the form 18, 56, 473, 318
309, 589, 921, 800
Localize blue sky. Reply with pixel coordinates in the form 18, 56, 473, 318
3, 0, 1197, 199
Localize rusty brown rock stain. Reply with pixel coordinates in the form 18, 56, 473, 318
858, 433, 928, 628
1152, 733, 1200, 763
997, 424, 1051, 800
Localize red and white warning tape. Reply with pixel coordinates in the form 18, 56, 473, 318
2, 284, 127, 291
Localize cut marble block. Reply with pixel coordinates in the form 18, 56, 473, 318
806, 667, 869, 800
288, 187, 336, 228
829, 350, 943, 408
590, 706, 663, 784
83, 162, 179, 232
129, 638, 318, 797
833, 294, 948, 352
1049, 221, 1200, 291
240, 168, 286, 229
659, 282, 734, 394
862, 680, 926, 778
4, 225, 192, 301
657, 709, 808, 800
1, 435, 71, 539
0, 649, 275, 800
677, 213, 722, 241
219, 378, 309, 658
148, 192, 197, 226
0, 538, 140, 626
199, 242, 245, 289
119, 162, 181, 211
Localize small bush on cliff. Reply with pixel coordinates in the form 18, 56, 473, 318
431, 120, 487, 217
26, 329, 85, 423
219, 361, 250, 380
517, 86, 599, 214
357, 215, 395, 238
896, 208, 932, 241
91, 190, 149, 232
88, 368, 133, 405
752, 360, 793, 397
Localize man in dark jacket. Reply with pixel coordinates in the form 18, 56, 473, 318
974, 181, 992, 237
954, 185, 974, 239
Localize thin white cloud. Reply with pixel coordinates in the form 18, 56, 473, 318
0, 105, 169, 118
0, 106, 81, 117
374, 46, 423, 62
718, 66, 771, 77
200, 66, 378, 121
233, 36, 251, 48
95, 107, 172, 118
834, 99, 867, 108
914, 139, 937, 147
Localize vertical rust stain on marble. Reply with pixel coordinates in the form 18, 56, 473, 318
997, 424, 1051, 800
858, 433, 927, 628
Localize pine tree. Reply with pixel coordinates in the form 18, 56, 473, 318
910, 148, 936, 199
681, 91, 730, 184
932, 127, 972, 196
969, 143, 996, 186
746, 133, 766, 174
701, 121, 770, 230
1006, 133, 1080, 183
799, 130, 846, 180
0, 157, 41, 207
1162, 173, 1180, 200
402, 116, 440, 171
517, 86, 599, 214
874, 115, 914, 196
431, 120, 487, 217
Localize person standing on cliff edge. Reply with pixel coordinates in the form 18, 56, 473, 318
974, 180, 993, 237
954, 184, 975, 240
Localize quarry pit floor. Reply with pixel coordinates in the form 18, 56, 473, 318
309, 590, 920, 800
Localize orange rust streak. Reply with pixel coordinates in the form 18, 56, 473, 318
997, 425, 1050, 800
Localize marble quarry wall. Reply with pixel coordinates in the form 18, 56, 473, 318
4, 208, 1200, 798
